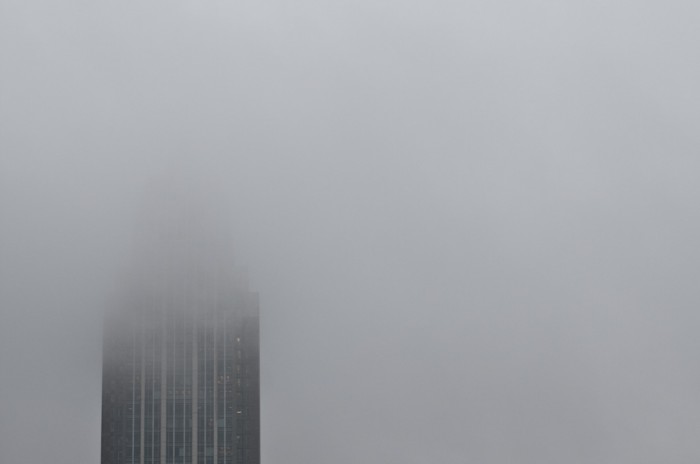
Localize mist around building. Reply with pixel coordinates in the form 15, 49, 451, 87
3, 1, 700, 463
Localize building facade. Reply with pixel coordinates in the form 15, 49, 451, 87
101, 267, 260, 464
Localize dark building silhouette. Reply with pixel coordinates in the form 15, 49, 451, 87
101, 188, 260, 464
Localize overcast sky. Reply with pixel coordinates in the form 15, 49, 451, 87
2, 1, 700, 463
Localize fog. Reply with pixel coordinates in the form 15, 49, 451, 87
2, 0, 700, 462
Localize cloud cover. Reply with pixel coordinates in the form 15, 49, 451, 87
2, 0, 700, 462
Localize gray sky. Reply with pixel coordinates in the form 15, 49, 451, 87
2, 0, 700, 462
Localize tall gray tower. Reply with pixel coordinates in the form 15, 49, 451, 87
101, 184, 260, 464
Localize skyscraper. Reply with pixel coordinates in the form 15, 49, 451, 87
101, 192, 260, 464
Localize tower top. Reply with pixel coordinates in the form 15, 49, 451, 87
125, 165, 243, 303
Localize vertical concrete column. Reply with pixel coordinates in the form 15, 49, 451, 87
213, 318, 218, 464
160, 311, 167, 464
192, 312, 198, 464
140, 323, 146, 464
222, 309, 227, 464
130, 329, 137, 464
